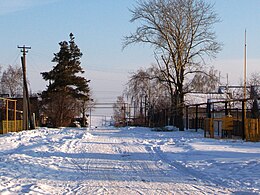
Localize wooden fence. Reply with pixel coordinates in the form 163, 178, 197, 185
0, 120, 23, 134
204, 117, 260, 142
245, 118, 260, 142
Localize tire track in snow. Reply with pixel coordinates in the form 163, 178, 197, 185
110, 136, 157, 194
122, 133, 179, 194
127, 136, 178, 183
151, 144, 227, 188
56, 130, 92, 180
137, 140, 233, 194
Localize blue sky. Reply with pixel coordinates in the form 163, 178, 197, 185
0, 0, 260, 107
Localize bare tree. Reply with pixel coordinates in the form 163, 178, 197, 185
247, 72, 260, 118
113, 96, 126, 126
124, 0, 221, 130
40, 92, 77, 127
248, 72, 260, 89
188, 66, 220, 93
125, 67, 170, 125
125, 68, 151, 110
1, 65, 23, 97
77, 95, 95, 127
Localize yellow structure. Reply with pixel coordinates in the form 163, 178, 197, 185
204, 118, 214, 138
246, 118, 260, 142
0, 97, 23, 134
222, 116, 233, 138
204, 116, 260, 142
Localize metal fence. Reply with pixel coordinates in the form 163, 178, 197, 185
186, 99, 260, 142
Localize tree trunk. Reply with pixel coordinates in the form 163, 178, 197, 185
173, 91, 184, 131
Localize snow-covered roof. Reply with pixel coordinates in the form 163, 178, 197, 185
185, 93, 226, 105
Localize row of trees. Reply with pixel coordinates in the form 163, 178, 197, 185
2, 0, 259, 129
122, 0, 222, 130
118, 67, 260, 128
115, 65, 219, 127
114, 0, 260, 130
0, 33, 92, 128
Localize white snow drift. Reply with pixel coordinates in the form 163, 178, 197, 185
0, 126, 259, 194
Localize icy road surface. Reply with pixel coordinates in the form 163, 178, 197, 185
0, 126, 259, 194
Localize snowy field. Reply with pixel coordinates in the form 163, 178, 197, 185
0, 126, 259, 194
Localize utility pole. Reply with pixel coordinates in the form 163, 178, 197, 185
243, 29, 247, 140
18, 45, 34, 130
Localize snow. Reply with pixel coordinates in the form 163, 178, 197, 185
0, 126, 259, 194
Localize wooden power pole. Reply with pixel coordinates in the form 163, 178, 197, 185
18, 45, 35, 130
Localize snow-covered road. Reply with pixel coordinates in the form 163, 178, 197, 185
0, 127, 259, 194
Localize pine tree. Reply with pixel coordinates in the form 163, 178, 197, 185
41, 33, 90, 127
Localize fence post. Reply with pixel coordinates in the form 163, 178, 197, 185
186, 106, 189, 129
242, 100, 245, 140
195, 105, 198, 132
225, 101, 228, 116
14, 101, 17, 132
6, 99, 8, 133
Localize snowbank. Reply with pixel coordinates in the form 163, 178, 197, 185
0, 126, 259, 194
